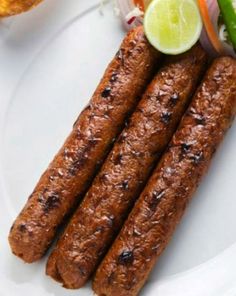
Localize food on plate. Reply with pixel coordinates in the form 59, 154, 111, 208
46, 44, 207, 289
198, 0, 224, 55
217, 0, 236, 49
93, 56, 236, 296
144, 0, 203, 55
8, 26, 161, 263
117, 0, 236, 57
115, 0, 147, 29
6, 0, 236, 293
0, 0, 42, 17
133, 0, 151, 11
197, 0, 236, 57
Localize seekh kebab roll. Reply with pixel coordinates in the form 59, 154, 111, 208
46, 44, 207, 289
8, 26, 161, 263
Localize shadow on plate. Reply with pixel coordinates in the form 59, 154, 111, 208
5, 251, 42, 283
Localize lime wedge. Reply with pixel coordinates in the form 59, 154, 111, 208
144, 0, 203, 55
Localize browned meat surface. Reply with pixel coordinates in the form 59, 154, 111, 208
93, 56, 236, 296
8, 26, 161, 263
46, 44, 207, 289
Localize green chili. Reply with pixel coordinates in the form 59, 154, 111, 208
217, 0, 236, 49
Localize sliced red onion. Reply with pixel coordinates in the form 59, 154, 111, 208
200, 24, 218, 57
200, 0, 236, 58
116, 0, 143, 31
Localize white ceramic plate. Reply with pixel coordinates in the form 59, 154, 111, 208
0, 1, 235, 295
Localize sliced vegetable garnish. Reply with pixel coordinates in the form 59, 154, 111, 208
133, 0, 145, 11
116, 0, 144, 30
144, 0, 202, 55
217, 0, 236, 49
197, 0, 224, 54
125, 6, 144, 25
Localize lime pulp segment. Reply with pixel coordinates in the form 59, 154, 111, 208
144, 0, 203, 55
